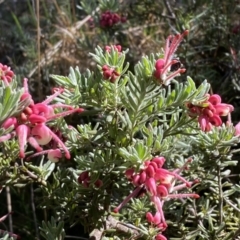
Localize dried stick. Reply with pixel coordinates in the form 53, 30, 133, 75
6, 186, 13, 233
89, 215, 141, 240
31, 183, 40, 239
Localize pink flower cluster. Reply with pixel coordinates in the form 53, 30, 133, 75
78, 171, 103, 188
114, 157, 199, 239
102, 65, 120, 83
105, 45, 122, 53
101, 45, 122, 83
187, 94, 234, 132
0, 69, 84, 161
154, 30, 188, 86
100, 11, 126, 28
0, 63, 14, 85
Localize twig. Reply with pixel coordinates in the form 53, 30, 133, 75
65, 236, 88, 239
31, 183, 40, 239
20, 158, 47, 186
163, 0, 176, 19
6, 186, 13, 233
89, 215, 141, 240
223, 198, 240, 213
218, 166, 223, 224
36, 0, 42, 100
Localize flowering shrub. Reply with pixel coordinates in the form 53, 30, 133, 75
0, 28, 240, 240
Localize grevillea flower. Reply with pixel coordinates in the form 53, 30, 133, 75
102, 65, 120, 83
235, 122, 240, 136
105, 45, 122, 53
77, 171, 103, 188
187, 94, 234, 132
0, 77, 84, 159
153, 30, 188, 85
0, 63, 14, 85
155, 234, 167, 240
114, 157, 199, 238
100, 11, 126, 28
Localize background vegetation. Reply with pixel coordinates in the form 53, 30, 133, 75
0, 0, 240, 239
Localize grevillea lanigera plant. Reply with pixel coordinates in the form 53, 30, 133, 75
0, 30, 240, 240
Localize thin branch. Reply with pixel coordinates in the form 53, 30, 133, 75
6, 186, 13, 233
163, 0, 176, 19
218, 166, 223, 224
31, 183, 40, 240
89, 215, 141, 240
36, 0, 42, 100
65, 236, 88, 239
223, 198, 240, 213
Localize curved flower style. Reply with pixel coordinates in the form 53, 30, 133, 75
0, 77, 84, 160
114, 157, 199, 238
153, 30, 188, 85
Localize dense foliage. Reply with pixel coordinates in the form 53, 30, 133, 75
0, 0, 240, 239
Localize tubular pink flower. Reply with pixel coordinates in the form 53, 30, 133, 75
153, 31, 188, 85
202, 108, 214, 118
215, 104, 234, 116
0, 63, 14, 85
125, 168, 135, 180
153, 212, 161, 225
1, 117, 18, 129
155, 59, 165, 71
208, 94, 221, 105
132, 174, 141, 186
167, 193, 200, 199
139, 171, 147, 184
146, 165, 155, 177
113, 186, 143, 213
149, 161, 158, 171
31, 124, 52, 145
27, 149, 58, 160
146, 212, 154, 223
28, 136, 43, 152
0, 133, 13, 142
145, 177, 157, 195
29, 114, 47, 124
151, 196, 167, 228
48, 129, 70, 159
16, 124, 30, 158
46, 108, 84, 121
163, 68, 186, 86
23, 78, 29, 92
165, 30, 189, 62
48, 149, 62, 162
151, 157, 165, 168
42, 89, 64, 105
32, 103, 53, 116
209, 114, 222, 126
235, 122, 240, 136
157, 185, 168, 197
198, 115, 208, 131
155, 168, 191, 187
155, 234, 167, 240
